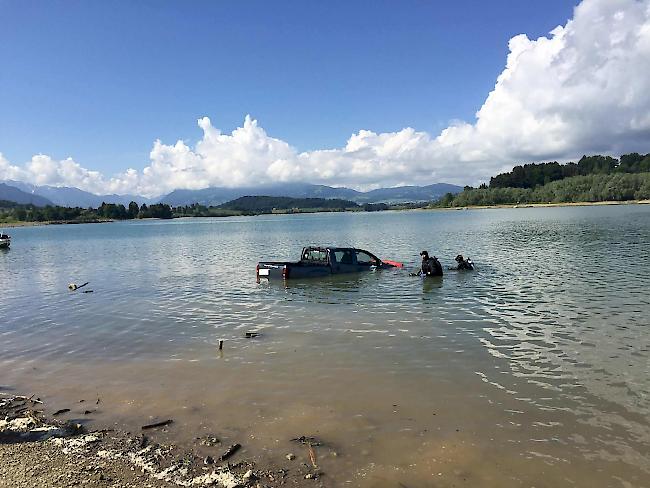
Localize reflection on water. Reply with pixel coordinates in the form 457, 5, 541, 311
1, 206, 650, 486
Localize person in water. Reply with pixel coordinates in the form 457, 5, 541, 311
411, 250, 443, 277
451, 254, 474, 270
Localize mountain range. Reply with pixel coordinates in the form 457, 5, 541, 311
160, 182, 462, 206
0, 183, 54, 206
0, 180, 462, 208
1, 180, 154, 207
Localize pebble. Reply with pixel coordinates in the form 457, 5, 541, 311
242, 470, 255, 481
304, 473, 317, 480
203, 456, 214, 465
199, 436, 220, 447
285, 453, 296, 461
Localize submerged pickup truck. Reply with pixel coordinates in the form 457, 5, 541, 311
257, 246, 403, 280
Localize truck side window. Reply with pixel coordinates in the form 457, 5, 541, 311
355, 250, 377, 266
304, 249, 327, 262
334, 250, 353, 264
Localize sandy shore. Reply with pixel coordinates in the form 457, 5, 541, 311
1, 219, 114, 228
0, 394, 322, 488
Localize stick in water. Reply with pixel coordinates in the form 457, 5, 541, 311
308, 443, 318, 469
218, 443, 241, 461
141, 419, 173, 430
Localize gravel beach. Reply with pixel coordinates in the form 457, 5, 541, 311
1, 394, 324, 488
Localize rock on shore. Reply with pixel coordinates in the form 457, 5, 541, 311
1, 394, 323, 488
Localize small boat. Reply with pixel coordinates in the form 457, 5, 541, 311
0, 232, 10, 249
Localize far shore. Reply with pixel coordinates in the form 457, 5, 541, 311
1, 219, 114, 228
427, 199, 650, 211
3, 199, 650, 229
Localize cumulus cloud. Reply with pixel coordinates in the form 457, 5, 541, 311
0, 153, 116, 194
2, 0, 650, 197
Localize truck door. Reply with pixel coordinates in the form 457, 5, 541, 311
332, 249, 357, 274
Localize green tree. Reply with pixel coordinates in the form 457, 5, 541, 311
127, 201, 139, 219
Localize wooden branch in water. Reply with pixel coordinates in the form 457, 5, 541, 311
308, 443, 318, 469
141, 419, 173, 430
218, 443, 241, 461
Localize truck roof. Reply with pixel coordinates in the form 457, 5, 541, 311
304, 246, 357, 251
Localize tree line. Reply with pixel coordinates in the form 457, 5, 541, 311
171, 203, 240, 217
434, 152, 650, 208
436, 172, 650, 207
489, 153, 650, 189
0, 201, 172, 223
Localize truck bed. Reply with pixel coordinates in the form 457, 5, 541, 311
257, 260, 332, 279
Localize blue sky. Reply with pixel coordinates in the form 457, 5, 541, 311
1, 0, 576, 175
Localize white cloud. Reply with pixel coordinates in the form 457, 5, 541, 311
2, 0, 650, 197
0, 153, 115, 194
0, 153, 25, 181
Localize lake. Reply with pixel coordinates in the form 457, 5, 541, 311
1, 206, 649, 487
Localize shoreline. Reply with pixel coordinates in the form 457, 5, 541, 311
1, 219, 114, 228
3, 199, 649, 228
428, 199, 650, 211
0, 392, 319, 487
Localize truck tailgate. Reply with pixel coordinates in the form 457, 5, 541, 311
257, 261, 292, 279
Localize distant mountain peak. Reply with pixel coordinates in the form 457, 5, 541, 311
0, 183, 54, 206
1, 181, 154, 208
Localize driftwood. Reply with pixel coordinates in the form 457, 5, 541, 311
308, 443, 318, 469
218, 443, 241, 461
68, 282, 89, 291
53, 408, 70, 416
141, 419, 173, 430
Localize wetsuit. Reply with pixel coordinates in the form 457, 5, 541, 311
420, 257, 443, 276
456, 259, 474, 270
430, 257, 443, 276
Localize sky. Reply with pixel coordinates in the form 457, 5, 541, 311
1, 0, 649, 197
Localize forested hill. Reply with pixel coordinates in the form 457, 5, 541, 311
489, 153, 650, 188
219, 196, 359, 213
436, 152, 650, 208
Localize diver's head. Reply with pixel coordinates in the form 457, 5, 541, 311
455, 254, 464, 263
420, 251, 429, 259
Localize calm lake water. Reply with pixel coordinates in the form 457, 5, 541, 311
2, 206, 650, 487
